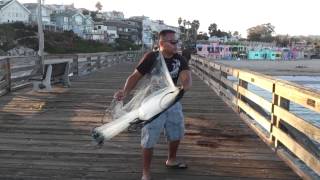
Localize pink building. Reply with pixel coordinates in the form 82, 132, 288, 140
196, 43, 232, 60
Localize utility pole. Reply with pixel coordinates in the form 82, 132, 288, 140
141, 18, 144, 53
37, 0, 44, 74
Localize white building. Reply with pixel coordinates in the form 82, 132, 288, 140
23, 3, 53, 25
0, 0, 30, 23
102, 11, 124, 20
91, 23, 118, 43
138, 17, 180, 48
46, 4, 75, 14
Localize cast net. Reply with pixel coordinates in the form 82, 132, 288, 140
92, 52, 178, 144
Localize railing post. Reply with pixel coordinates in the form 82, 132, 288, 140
219, 66, 227, 96
87, 56, 92, 72
271, 82, 290, 148
34, 56, 42, 75
72, 55, 79, 76
104, 55, 109, 67
5, 58, 11, 92
271, 83, 278, 148
97, 55, 101, 69
237, 78, 248, 113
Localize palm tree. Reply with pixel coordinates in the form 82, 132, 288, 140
178, 17, 182, 27
208, 23, 217, 37
151, 31, 159, 50
95, 1, 102, 12
191, 20, 200, 42
192, 20, 200, 31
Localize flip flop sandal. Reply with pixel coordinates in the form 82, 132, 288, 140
165, 162, 188, 169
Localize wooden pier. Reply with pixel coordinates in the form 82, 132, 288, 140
0, 52, 319, 179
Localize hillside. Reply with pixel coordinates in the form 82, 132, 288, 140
0, 22, 140, 55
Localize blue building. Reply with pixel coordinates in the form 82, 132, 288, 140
51, 10, 94, 39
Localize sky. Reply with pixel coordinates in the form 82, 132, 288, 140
19, 0, 320, 37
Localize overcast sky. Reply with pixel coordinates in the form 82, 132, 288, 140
19, 0, 320, 37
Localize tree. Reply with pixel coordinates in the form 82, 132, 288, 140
274, 35, 290, 47
178, 17, 182, 27
208, 23, 217, 37
82, 9, 90, 15
233, 31, 239, 37
95, 1, 102, 12
191, 20, 200, 42
197, 32, 209, 40
247, 23, 275, 42
151, 31, 159, 49
178, 18, 200, 50
191, 20, 200, 31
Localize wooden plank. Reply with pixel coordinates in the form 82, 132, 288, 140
220, 76, 237, 91
275, 80, 320, 113
238, 71, 275, 92
232, 69, 240, 79
202, 66, 211, 75
220, 65, 234, 76
220, 86, 232, 99
8, 56, 38, 63
11, 74, 36, 83
240, 113, 272, 146
273, 126, 320, 175
238, 99, 271, 132
238, 86, 273, 113
0, 80, 8, 90
277, 148, 319, 180
212, 71, 220, 80
0, 88, 8, 97
208, 78, 220, 91
11, 82, 32, 91
273, 106, 320, 141
11, 65, 39, 74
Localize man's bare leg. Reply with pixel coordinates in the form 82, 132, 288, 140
142, 147, 153, 180
166, 140, 180, 165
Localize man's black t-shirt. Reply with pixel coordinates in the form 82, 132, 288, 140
136, 51, 189, 84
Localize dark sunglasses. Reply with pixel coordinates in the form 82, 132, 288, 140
162, 40, 179, 45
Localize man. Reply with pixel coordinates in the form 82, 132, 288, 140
114, 29, 192, 180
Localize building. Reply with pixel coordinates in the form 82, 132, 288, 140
23, 3, 54, 25
51, 10, 94, 39
91, 22, 118, 43
0, 0, 30, 23
102, 11, 124, 20
131, 16, 180, 49
46, 3, 76, 14
105, 19, 140, 44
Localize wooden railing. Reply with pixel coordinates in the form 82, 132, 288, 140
190, 55, 320, 179
0, 51, 142, 96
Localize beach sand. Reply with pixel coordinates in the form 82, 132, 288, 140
215, 59, 320, 76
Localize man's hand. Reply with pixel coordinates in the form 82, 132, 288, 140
114, 89, 126, 101
114, 70, 143, 101
179, 70, 192, 91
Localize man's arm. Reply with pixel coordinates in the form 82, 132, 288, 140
179, 70, 192, 91
114, 69, 143, 100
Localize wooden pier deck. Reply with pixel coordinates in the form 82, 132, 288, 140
0, 62, 300, 179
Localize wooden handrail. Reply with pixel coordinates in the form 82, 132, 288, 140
190, 55, 320, 179
0, 51, 143, 97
